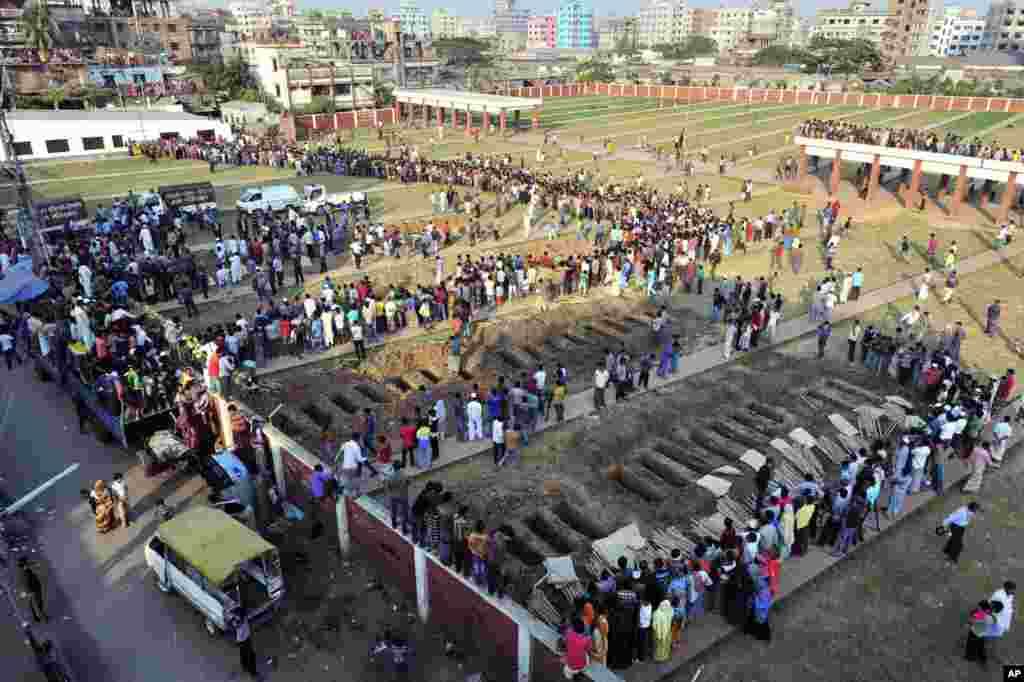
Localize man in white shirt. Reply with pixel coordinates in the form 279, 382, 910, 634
991, 581, 1016, 637
110, 473, 130, 528
336, 433, 376, 497
594, 365, 609, 409
991, 416, 1013, 469
466, 395, 483, 440
492, 418, 505, 466
909, 443, 931, 494
0, 332, 18, 370
303, 294, 317, 319
533, 366, 547, 391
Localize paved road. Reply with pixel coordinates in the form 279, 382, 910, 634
0, 363, 243, 682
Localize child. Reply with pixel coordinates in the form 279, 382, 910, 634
670, 595, 686, 649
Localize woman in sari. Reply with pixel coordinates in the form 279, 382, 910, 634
93, 480, 117, 533
962, 441, 992, 493
651, 599, 675, 662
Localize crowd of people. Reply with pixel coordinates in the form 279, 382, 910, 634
799, 119, 1024, 162
548, 348, 1020, 675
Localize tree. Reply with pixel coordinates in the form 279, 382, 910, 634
301, 96, 335, 114
21, 0, 58, 63
45, 85, 65, 110
77, 83, 112, 110
803, 36, 883, 75
653, 36, 718, 61
432, 38, 493, 67
575, 59, 615, 83
188, 56, 256, 99
615, 34, 637, 58
752, 45, 810, 67
374, 84, 394, 107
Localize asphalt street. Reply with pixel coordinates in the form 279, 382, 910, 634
0, 361, 246, 681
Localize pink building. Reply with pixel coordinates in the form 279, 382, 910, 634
527, 15, 556, 48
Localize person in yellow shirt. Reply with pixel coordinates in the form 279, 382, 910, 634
552, 380, 568, 421
793, 498, 816, 556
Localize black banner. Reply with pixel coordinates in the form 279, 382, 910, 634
158, 182, 216, 210
34, 196, 86, 228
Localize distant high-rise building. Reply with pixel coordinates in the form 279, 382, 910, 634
932, 7, 984, 55
556, 0, 594, 47
432, 8, 462, 38
638, 0, 691, 48
399, 0, 431, 36
494, 0, 530, 33
980, 0, 1024, 51
528, 15, 557, 48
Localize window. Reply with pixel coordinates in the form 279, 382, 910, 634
274, 84, 281, 97
112, 135, 125, 148
12, 141, 31, 156
169, 42, 180, 50
45, 139, 70, 154
168, 23, 177, 32
81, 136, 105, 151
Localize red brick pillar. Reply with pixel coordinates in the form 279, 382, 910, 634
951, 164, 968, 216
998, 171, 1018, 223
829, 151, 843, 196
867, 154, 881, 201
499, 110, 507, 131
393, 102, 400, 124
422, 103, 429, 126
483, 109, 491, 133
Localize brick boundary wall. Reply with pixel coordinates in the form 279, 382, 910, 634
501, 82, 1024, 114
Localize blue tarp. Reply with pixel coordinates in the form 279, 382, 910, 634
0, 257, 49, 304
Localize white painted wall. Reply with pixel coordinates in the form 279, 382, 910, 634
3, 113, 233, 162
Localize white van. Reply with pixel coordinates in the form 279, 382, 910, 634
236, 184, 301, 214
145, 506, 284, 635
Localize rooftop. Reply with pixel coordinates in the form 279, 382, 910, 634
7, 110, 219, 122
393, 88, 544, 112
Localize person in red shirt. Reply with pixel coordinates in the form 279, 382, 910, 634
996, 369, 1017, 403
376, 434, 393, 468
563, 617, 592, 679
398, 417, 417, 468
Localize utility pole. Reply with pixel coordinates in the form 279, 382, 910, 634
397, 31, 406, 88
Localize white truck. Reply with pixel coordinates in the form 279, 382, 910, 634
302, 184, 366, 214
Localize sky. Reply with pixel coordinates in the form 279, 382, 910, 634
297, 0, 991, 19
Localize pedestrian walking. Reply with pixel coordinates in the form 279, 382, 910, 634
941, 501, 979, 564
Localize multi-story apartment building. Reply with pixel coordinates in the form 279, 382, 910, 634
398, 0, 430, 37
638, 0, 691, 47
527, 15, 557, 48
595, 15, 631, 49
494, 0, 530, 34
888, 0, 932, 57
932, 7, 985, 55
710, 7, 752, 52
981, 0, 1024, 51
556, 0, 594, 48
690, 8, 716, 41
811, 2, 892, 45
431, 8, 462, 39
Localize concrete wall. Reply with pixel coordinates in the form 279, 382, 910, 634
503, 82, 1024, 113
248, 403, 600, 682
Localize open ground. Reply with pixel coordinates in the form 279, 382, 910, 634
9, 93, 1024, 682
